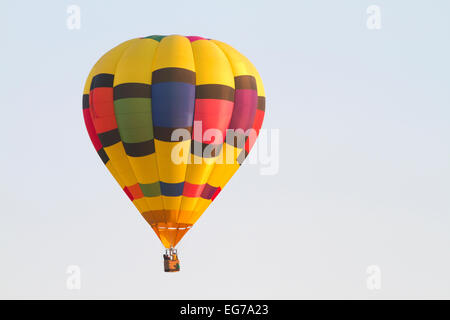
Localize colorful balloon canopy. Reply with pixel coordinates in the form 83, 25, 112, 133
83, 35, 265, 249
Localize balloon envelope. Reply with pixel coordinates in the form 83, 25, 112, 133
83, 35, 265, 248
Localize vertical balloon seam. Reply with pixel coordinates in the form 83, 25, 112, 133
83, 75, 119, 181
85, 41, 138, 199
97, 40, 146, 214
180, 39, 212, 226
114, 39, 165, 232
189, 41, 235, 220
172, 36, 197, 245
84, 71, 127, 189
144, 37, 165, 242
211, 41, 247, 191
105, 41, 146, 214
137, 36, 166, 242
150, 35, 196, 247
189, 41, 253, 217
201, 41, 261, 219
161, 35, 181, 247
113, 39, 146, 222
171, 36, 235, 243
146, 37, 165, 241
149, 36, 170, 244
203, 38, 239, 186
173, 35, 196, 246
179, 38, 236, 226
238, 68, 266, 165
226, 43, 262, 164
175, 38, 202, 230
166, 36, 191, 246
113, 41, 145, 202
84, 60, 109, 163
251, 68, 265, 157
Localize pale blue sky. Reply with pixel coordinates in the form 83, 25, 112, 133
0, 0, 449, 299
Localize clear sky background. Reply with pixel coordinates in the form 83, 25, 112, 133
0, 0, 449, 299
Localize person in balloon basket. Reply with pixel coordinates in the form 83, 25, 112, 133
164, 250, 180, 272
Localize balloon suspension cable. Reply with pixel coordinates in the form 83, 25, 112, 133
163, 247, 180, 272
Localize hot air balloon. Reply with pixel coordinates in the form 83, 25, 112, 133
82, 35, 265, 272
